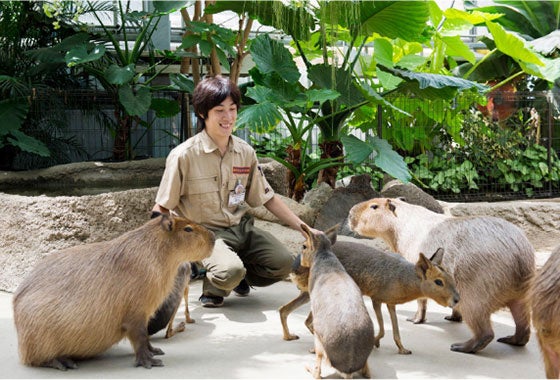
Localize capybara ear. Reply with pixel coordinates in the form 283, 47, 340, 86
160, 214, 174, 232
324, 224, 340, 245
387, 199, 397, 215
429, 247, 445, 265
415, 253, 432, 279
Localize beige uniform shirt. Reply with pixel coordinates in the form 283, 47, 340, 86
155, 130, 275, 228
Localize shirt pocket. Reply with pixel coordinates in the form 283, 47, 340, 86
185, 175, 220, 222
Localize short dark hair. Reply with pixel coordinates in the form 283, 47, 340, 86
192, 75, 241, 130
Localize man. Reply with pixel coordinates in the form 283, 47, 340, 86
152, 75, 315, 307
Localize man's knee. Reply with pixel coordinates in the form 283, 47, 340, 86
206, 262, 246, 291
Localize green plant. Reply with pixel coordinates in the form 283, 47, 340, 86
37, 0, 194, 161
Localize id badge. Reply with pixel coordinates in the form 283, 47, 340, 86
228, 179, 246, 207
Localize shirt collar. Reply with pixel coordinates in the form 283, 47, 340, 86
200, 129, 242, 154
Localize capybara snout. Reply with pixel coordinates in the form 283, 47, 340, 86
13, 213, 215, 370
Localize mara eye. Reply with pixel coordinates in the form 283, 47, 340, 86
302, 244, 307, 250
370, 204, 378, 210
184, 226, 193, 232
434, 279, 443, 286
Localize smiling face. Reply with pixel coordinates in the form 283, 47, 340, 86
204, 96, 238, 142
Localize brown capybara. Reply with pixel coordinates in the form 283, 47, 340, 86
13, 213, 215, 370
280, 239, 459, 355
530, 245, 560, 379
300, 225, 374, 379
148, 262, 194, 339
348, 197, 535, 354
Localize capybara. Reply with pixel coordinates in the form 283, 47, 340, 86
300, 224, 374, 378
13, 213, 215, 370
348, 197, 535, 354
148, 262, 194, 339
530, 245, 560, 379
280, 227, 459, 354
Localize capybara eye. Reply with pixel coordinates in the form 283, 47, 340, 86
184, 226, 193, 232
370, 205, 378, 210
435, 279, 444, 286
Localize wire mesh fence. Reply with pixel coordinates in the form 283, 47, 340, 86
22, 88, 560, 202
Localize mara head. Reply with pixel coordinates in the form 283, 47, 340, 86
416, 248, 460, 308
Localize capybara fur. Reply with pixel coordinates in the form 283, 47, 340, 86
530, 245, 560, 379
348, 197, 535, 354
280, 227, 459, 354
300, 224, 374, 379
13, 214, 215, 370
148, 262, 194, 339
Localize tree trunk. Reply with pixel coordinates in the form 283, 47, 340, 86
286, 145, 305, 201
112, 108, 131, 161
317, 140, 344, 189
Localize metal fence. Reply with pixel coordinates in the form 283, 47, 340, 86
25, 88, 560, 201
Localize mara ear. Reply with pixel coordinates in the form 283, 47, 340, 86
160, 213, 174, 232
301, 223, 312, 239
396, 196, 407, 203
415, 252, 432, 279
324, 224, 340, 245
387, 199, 397, 216
429, 247, 445, 265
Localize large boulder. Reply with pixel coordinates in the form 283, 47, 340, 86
381, 180, 444, 214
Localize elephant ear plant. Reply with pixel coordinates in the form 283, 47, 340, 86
36, 0, 194, 161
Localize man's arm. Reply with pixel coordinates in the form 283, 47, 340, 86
263, 195, 315, 236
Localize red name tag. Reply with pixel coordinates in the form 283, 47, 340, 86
233, 166, 250, 174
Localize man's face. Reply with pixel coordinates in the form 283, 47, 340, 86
205, 96, 237, 140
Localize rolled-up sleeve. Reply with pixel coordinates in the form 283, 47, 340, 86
245, 153, 275, 208
155, 152, 184, 211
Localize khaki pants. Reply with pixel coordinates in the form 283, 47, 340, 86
201, 214, 295, 297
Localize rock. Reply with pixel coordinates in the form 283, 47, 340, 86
314, 174, 380, 235
259, 158, 289, 197
381, 180, 444, 214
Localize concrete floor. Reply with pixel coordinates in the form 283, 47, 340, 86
1, 279, 546, 379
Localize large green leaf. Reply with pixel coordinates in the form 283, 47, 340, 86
152, 1, 190, 14
7, 129, 50, 157
0, 98, 28, 135
485, 21, 543, 66
169, 73, 195, 93
308, 65, 365, 106
380, 65, 488, 93
118, 85, 152, 116
206, 1, 315, 41
105, 64, 136, 85
237, 101, 283, 134
65, 43, 106, 67
150, 98, 181, 118
249, 34, 300, 84
341, 134, 411, 183
334, 1, 430, 42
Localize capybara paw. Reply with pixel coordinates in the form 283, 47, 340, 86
149, 345, 165, 356
451, 335, 493, 354
444, 314, 463, 322
45, 357, 78, 371
497, 334, 529, 346
135, 356, 164, 369
283, 333, 300, 341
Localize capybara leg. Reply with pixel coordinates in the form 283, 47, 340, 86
125, 321, 164, 368
539, 335, 560, 379
387, 304, 411, 355
43, 357, 78, 371
445, 308, 463, 322
371, 300, 383, 348
497, 299, 530, 346
407, 298, 427, 324
451, 312, 494, 354
278, 291, 310, 340
183, 282, 195, 324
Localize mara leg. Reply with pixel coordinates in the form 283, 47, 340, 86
445, 308, 463, 322
538, 334, 560, 379
497, 299, 530, 346
124, 319, 164, 368
451, 309, 494, 354
164, 307, 185, 339
278, 291, 310, 341
371, 300, 384, 348
305, 334, 324, 379
386, 304, 411, 355
407, 298, 427, 324
184, 280, 195, 324
361, 361, 371, 379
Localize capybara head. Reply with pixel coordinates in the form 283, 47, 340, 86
416, 248, 460, 308
300, 224, 333, 267
153, 213, 215, 263
348, 197, 401, 238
